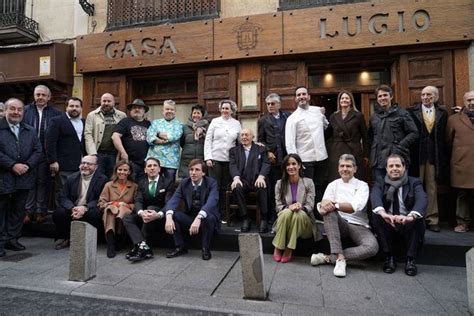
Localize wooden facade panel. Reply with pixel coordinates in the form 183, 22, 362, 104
454, 48, 470, 108
76, 20, 213, 73
198, 66, 236, 116
92, 76, 127, 112
283, 0, 473, 55
214, 13, 282, 60
408, 58, 443, 80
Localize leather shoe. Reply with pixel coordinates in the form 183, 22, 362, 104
23, 214, 32, 224
54, 239, 70, 250
0, 248, 5, 257
129, 247, 154, 263
35, 213, 45, 224
241, 218, 251, 232
125, 245, 139, 260
5, 240, 26, 251
405, 258, 417, 276
427, 224, 441, 232
202, 248, 212, 260
383, 256, 396, 273
258, 220, 268, 233
166, 246, 188, 258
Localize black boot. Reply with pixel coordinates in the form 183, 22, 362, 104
106, 230, 116, 258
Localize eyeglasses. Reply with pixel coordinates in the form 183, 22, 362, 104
80, 161, 96, 166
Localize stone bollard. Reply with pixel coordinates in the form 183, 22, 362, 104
69, 221, 97, 282
467, 248, 474, 313
238, 233, 267, 300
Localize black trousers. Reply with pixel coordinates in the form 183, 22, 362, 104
372, 213, 425, 258
208, 161, 230, 213
52, 206, 101, 240
0, 190, 28, 248
267, 164, 282, 222
232, 182, 268, 220
123, 212, 164, 245
302, 159, 328, 207
172, 211, 217, 249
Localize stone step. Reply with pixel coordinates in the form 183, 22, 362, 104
23, 215, 473, 267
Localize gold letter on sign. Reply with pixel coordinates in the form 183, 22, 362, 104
159, 37, 178, 55
412, 10, 430, 32
368, 13, 389, 35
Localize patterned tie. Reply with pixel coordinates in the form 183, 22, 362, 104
10, 124, 19, 139
149, 180, 157, 198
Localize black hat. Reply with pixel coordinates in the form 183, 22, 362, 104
127, 98, 149, 113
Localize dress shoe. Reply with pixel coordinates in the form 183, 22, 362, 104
0, 248, 5, 257
258, 220, 268, 233
241, 218, 251, 232
383, 256, 396, 274
54, 239, 70, 250
405, 258, 417, 276
129, 246, 154, 263
5, 240, 26, 251
23, 214, 32, 224
35, 213, 45, 224
106, 231, 116, 258
166, 246, 188, 258
454, 224, 468, 233
427, 224, 441, 232
125, 245, 139, 260
202, 248, 212, 260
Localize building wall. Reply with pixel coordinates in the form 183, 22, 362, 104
469, 41, 474, 91
220, 0, 277, 18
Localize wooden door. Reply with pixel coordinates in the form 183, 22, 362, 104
263, 61, 306, 112
83, 75, 127, 114
198, 66, 236, 117
398, 51, 454, 108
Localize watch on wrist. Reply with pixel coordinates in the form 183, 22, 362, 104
197, 214, 203, 220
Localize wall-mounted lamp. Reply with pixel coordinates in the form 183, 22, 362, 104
79, 0, 94, 16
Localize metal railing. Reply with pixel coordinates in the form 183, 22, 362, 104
279, 0, 368, 10
0, 12, 38, 34
106, 0, 220, 31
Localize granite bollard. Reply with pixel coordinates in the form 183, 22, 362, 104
69, 221, 97, 282
467, 248, 474, 312
238, 233, 267, 300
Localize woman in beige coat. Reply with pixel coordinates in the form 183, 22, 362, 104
272, 154, 320, 263
99, 160, 138, 258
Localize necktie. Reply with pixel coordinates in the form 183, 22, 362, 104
149, 180, 157, 197
392, 189, 400, 215
244, 148, 250, 167
10, 125, 19, 139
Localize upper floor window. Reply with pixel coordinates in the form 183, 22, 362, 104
279, 0, 368, 10
106, 0, 220, 31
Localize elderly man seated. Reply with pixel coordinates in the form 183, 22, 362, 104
311, 154, 378, 277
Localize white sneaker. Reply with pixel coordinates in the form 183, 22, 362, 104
333, 258, 346, 277
310, 253, 327, 266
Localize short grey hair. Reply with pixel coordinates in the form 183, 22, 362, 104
5, 98, 24, 109
34, 84, 51, 96
423, 86, 439, 103
338, 154, 357, 167
265, 93, 281, 104
218, 99, 237, 114
463, 91, 474, 104
163, 99, 176, 107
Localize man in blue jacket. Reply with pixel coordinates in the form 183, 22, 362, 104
0, 98, 42, 257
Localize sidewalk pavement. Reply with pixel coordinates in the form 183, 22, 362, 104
0, 237, 470, 315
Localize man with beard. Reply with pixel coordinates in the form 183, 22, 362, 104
52, 155, 108, 250
84, 93, 126, 178
146, 100, 183, 182
371, 154, 427, 276
285, 86, 329, 204
24, 85, 62, 224
46, 97, 85, 204
112, 99, 151, 181
0, 98, 42, 256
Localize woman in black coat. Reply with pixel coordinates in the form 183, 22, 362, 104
327, 90, 369, 181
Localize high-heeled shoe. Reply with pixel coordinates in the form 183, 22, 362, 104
280, 255, 292, 263
273, 248, 282, 262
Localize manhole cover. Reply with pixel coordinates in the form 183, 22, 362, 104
0, 252, 34, 262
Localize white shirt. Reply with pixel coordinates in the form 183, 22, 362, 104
285, 106, 328, 162
317, 177, 370, 228
422, 104, 435, 120
204, 116, 241, 162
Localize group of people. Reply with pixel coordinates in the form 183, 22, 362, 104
0, 83, 473, 278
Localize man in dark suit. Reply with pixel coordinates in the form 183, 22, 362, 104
257, 93, 289, 224
46, 97, 85, 204
371, 154, 427, 276
24, 84, 62, 224
0, 98, 42, 257
164, 159, 219, 260
52, 155, 108, 250
123, 157, 174, 262
407, 86, 448, 233
230, 128, 270, 233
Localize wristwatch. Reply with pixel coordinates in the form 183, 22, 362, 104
197, 214, 204, 220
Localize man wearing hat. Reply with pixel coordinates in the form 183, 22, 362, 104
112, 98, 151, 180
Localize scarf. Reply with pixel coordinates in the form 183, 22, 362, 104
383, 172, 408, 206
187, 118, 208, 141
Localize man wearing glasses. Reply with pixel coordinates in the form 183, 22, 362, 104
52, 155, 108, 250
257, 93, 290, 224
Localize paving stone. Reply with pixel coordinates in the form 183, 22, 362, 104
238, 233, 266, 300
269, 275, 324, 307
437, 299, 470, 315
116, 273, 174, 291
320, 265, 376, 294
467, 248, 474, 313
416, 265, 467, 302
323, 289, 383, 311
166, 266, 228, 294
378, 291, 445, 314
69, 221, 97, 282
367, 270, 430, 296
282, 303, 392, 316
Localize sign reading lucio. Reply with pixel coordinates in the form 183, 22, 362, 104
75, 1, 472, 72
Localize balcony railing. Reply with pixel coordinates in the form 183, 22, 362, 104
279, 0, 368, 10
0, 12, 39, 44
106, 0, 220, 31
